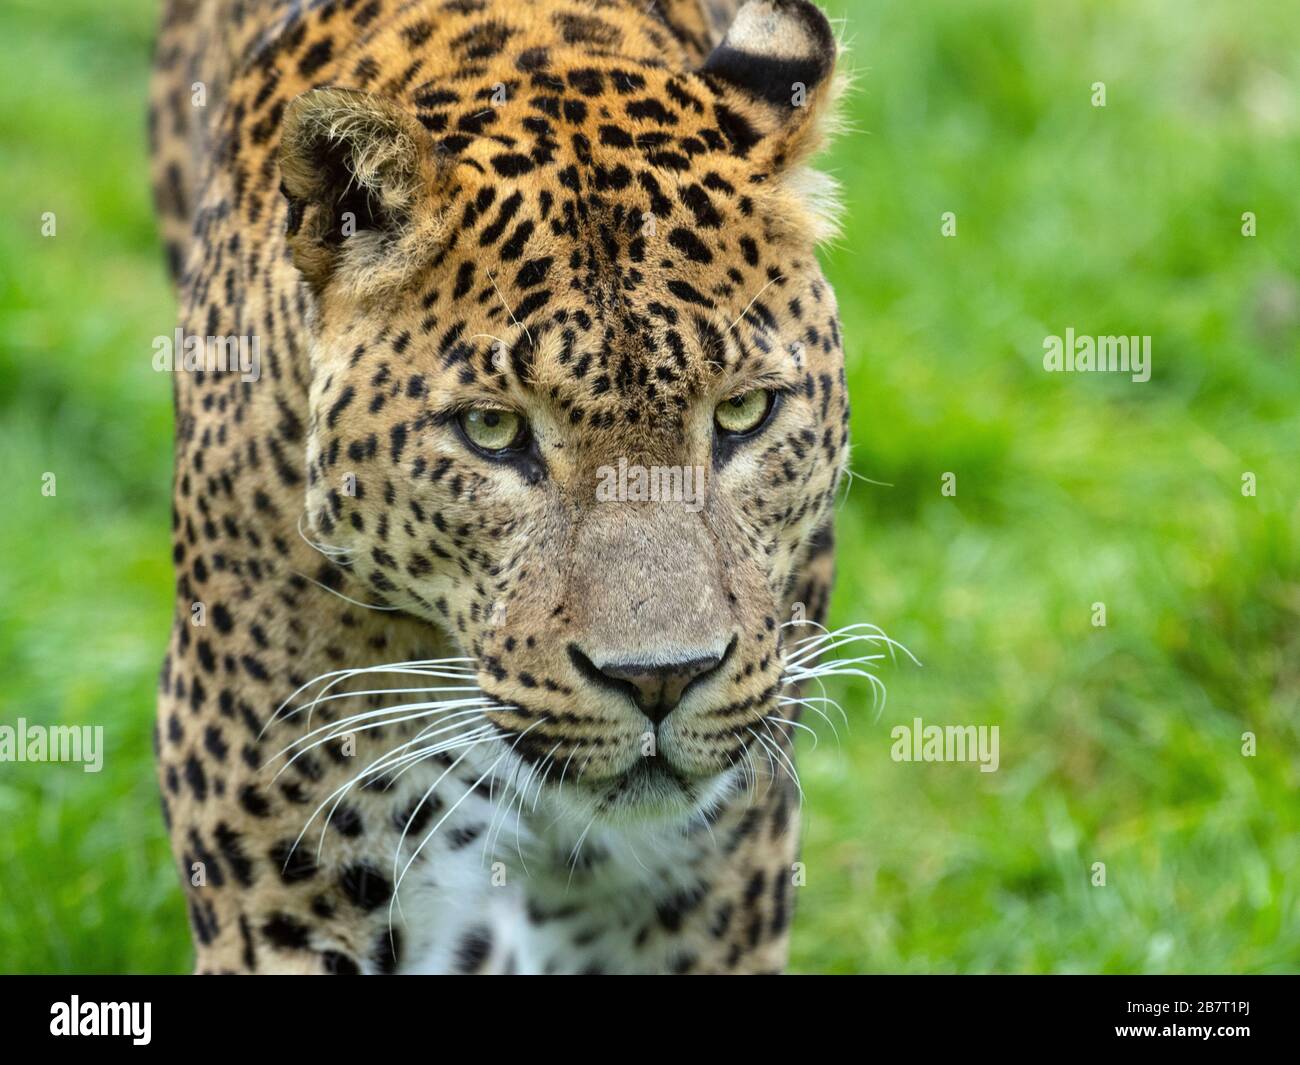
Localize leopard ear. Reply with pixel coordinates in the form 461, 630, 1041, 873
701, 0, 841, 171
279, 88, 445, 295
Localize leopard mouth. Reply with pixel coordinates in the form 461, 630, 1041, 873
603, 758, 690, 798
572, 757, 730, 822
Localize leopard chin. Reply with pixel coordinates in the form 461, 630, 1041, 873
559, 756, 743, 827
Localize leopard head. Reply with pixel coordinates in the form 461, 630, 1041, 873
280, 0, 848, 822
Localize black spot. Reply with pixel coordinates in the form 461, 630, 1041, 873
326, 386, 355, 429
298, 38, 333, 78
373, 929, 402, 974
214, 823, 255, 886
668, 227, 713, 264
626, 98, 677, 125
500, 219, 535, 261
389, 421, 408, 462
455, 925, 493, 972
513, 289, 550, 322
262, 913, 311, 950
599, 125, 634, 148
517, 47, 549, 71
680, 184, 723, 228
271, 839, 319, 883
516, 256, 553, 288
656, 884, 707, 933
480, 190, 523, 245
450, 19, 516, 61
240, 654, 270, 681
554, 13, 621, 48
322, 950, 361, 975
453, 260, 476, 297
203, 724, 229, 761
239, 915, 257, 971
238, 784, 271, 817
394, 797, 437, 836
183, 754, 208, 800
340, 863, 393, 911
189, 900, 216, 946
667, 280, 714, 307
491, 152, 535, 177
567, 68, 604, 96
414, 87, 459, 109
331, 803, 364, 837
446, 824, 483, 850
401, 20, 433, 47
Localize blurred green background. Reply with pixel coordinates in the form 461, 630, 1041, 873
1, 0, 1296, 973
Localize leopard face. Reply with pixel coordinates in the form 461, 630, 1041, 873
285, 0, 847, 825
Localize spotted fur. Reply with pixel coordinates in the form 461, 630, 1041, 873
149, 0, 847, 974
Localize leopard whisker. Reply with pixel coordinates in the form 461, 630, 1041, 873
729, 735, 759, 803
726, 273, 785, 336
273, 688, 488, 752
387, 733, 503, 938
290, 567, 407, 613
790, 661, 888, 705
296, 511, 354, 562
268, 702, 494, 777
388, 731, 499, 879
779, 692, 848, 733
530, 748, 561, 814
274, 688, 488, 747
482, 738, 546, 872
565, 813, 598, 886
291, 666, 481, 734
778, 697, 844, 747
780, 622, 918, 721
767, 713, 819, 750
784, 635, 887, 669
722, 748, 753, 807
513, 744, 560, 848
283, 683, 484, 724
782, 621, 919, 666
756, 720, 805, 807
266, 657, 478, 734
484, 268, 534, 350
495, 724, 554, 871
553, 744, 581, 808
507, 749, 554, 874
745, 726, 779, 800
289, 722, 498, 866
396, 719, 547, 894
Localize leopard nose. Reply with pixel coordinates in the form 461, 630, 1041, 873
599, 655, 723, 723
569, 645, 727, 724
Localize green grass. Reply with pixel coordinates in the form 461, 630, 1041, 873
1, 0, 1297, 973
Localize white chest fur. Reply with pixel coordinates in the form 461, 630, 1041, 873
389, 761, 717, 973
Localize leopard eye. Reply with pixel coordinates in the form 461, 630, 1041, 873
714, 389, 773, 435
458, 407, 527, 455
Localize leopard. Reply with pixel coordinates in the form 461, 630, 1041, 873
148, 0, 858, 974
